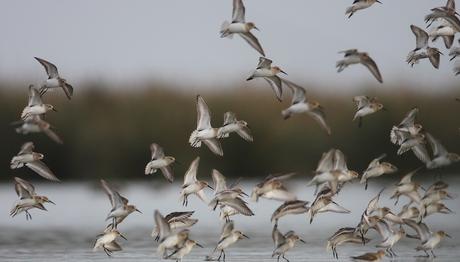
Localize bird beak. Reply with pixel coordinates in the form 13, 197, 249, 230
47, 200, 56, 205
280, 70, 288, 75
446, 233, 452, 238
253, 26, 260, 31
446, 193, 454, 199
136, 209, 143, 214
444, 207, 454, 213
242, 234, 250, 239
120, 234, 128, 240
207, 185, 214, 190
196, 243, 204, 248
52, 108, 58, 112
376, 0, 382, 3
300, 239, 306, 243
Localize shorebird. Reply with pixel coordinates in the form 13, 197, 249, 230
272, 224, 305, 262
155, 210, 191, 258
152, 211, 198, 241
351, 250, 385, 261
375, 225, 405, 257
336, 49, 383, 83
34, 57, 73, 99
180, 157, 213, 206
271, 200, 310, 225
308, 188, 350, 224
93, 228, 127, 256
10, 177, 55, 220
360, 154, 398, 190
101, 179, 141, 228
403, 219, 451, 257
352, 96, 384, 127
10, 142, 60, 181
246, 57, 287, 101
21, 85, 57, 120
217, 112, 253, 142
425, 132, 460, 169
206, 221, 249, 261
390, 107, 422, 145
13, 115, 63, 144
144, 143, 175, 183
345, 0, 382, 18
423, 202, 453, 218
220, 0, 265, 56
425, 180, 449, 195
421, 190, 452, 207
398, 205, 421, 220
407, 25, 443, 69
281, 79, 331, 135
251, 173, 297, 202
327, 227, 369, 259
390, 168, 423, 205
189, 95, 223, 156
165, 238, 203, 261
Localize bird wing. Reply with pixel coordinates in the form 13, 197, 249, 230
447, 0, 456, 10
236, 126, 253, 142
203, 138, 224, 156
411, 144, 431, 165
263, 76, 283, 101
403, 219, 431, 243
28, 85, 43, 107
308, 107, 331, 135
272, 224, 286, 248
150, 143, 165, 160
221, 221, 234, 240
14, 177, 36, 198
361, 55, 383, 83
100, 179, 125, 209
154, 210, 171, 240
316, 149, 335, 173
42, 127, 64, 144
232, 0, 245, 23
220, 197, 254, 216
428, 48, 441, 69
34, 57, 59, 78
333, 149, 348, 171
399, 107, 419, 127
62, 83, 74, 100
184, 157, 200, 186
25, 160, 60, 181
160, 166, 174, 183
399, 167, 422, 184
368, 154, 386, 169
212, 169, 228, 194
425, 132, 448, 157
281, 78, 306, 105
196, 95, 212, 130
165, 211, 194, 223
257, 57, 272, 69
18, 142, 35, 155
223, 111, 237, 126
410, 25, 429, 50
353, 96, 370, 110
239, 32, 265, 57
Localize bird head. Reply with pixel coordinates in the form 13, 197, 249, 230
127, 205, 142, 214
246, 22, 259, 31
272, 66, 287, 75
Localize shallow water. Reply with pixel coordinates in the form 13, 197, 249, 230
1, 179, 459, 261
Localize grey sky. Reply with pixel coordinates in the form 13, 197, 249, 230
0, 0, 458, 91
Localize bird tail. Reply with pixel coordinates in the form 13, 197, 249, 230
326, 241, 332, 251
281, 110, 291, 120
345, 7, 355, 17
220, 21, 233, 38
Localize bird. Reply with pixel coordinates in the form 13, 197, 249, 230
10, 142, 60, 181
403, 219, 451, 257
100, 179, 141, 229
246, 57, 287, 101
425, 132, 460, 169
271, 200, 310, 225
375, 225, 405, 257
350, 250, 385, 261
308, 188, 350, 224
216, 112, 253, 142
360, 154, 398, 190
10, 177, 55, 220
21, 85, 57, 120
345, 0, 382, 18
165, 238, 203, 262
271, 224, 305, 262
327, 227, 369, 259
93, 228, 127, 257
180, 157, 213, 206
205, 221, 249, 261
144, 143, 175, 183
352, 96, 384, 127
390, 168, 423, 205
155, 210, 191, 258
34, 57, 73, 99
152, 211, 198, 241
390, 107, 422, 146
220, 0, 265, 56
281, 79, 331, 135
336, 49, 383, 83
407, 25, 442, 69
189, 95, 223, 156
13, 115, 63, 144
251, 173, 297, 202
398, 205, 421, 220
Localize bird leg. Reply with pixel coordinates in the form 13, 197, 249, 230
282, 254, 290, 262
431, 250, 436, 258
25, 210, 32, 221
103, 246, 112, 257
277, 254, 281, 262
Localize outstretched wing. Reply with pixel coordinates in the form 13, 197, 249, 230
34, 57, 59, 78
196, 95, 212, 130
232, 0, 246, 23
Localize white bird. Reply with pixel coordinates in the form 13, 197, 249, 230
217, 112, 253, 142
93, 228, 127, 256
360, 154, 398, 190
425, 132, 460, 169
144, 143, 175, 183
220, 0, 265, 56
21, 85, 57, 120
352, 96, 384, 127
10, 177, 55, 220
10, 142, 60, 181
404, 219, 451, 258
281, 79, 331, 135
155, 210, 191, 258
251, 173, 297, 202
246, 57, 287, 101
345, 0, 382, 18
271, 200, 310, 225
407, 25, 443, 69
180, 157, 213, 206
13, 115, 63, 144
271, 224, 305, 262
35, 57, 73, 99
336, 49, 383, 83
165, 238, 203, 261
327, 227, 369, 259
152, 211, 198, 241
206, 221, 249, 261
189, 95, 223, 156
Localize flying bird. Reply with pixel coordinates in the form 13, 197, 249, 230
336, 49, 383, 83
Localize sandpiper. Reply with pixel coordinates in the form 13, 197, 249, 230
281, 79, 331, 135
217, 112, 253, 142
34, 57, 73, 99
21, 85, 57, 120
375, 226, 405, 257
398, 205, 421, 220
351, 250, 385, 261
10, 177, 55, 220
425, 132, 460, 169
271, 200, 310, 225
10, 142, 60, 181
246, 57, 287, 101
189, 95, 223, 156
180, 157, 213, 206
352, 96, 384, 127
155, 210, 191, 258
423, 202, 453, 218
220, 0, 265, 56
13, 115, 63, 144
308, 189, 350, 224
152, 211, 198, 241
272, 224, 305, 262
390, 168, 422, 205
404, 219, 451, 257
345, 0, 382, 18
251, 173, 297, 202
327, 227, 369, 259
205, 221, 249, 261
101, 179, 141, 228
165, 238, 203, 261
336, 49, 383, 83
360, 154, 398, 190
93, 228, 127, 256
407, 25, 443, 69
144, 143, 175, 183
